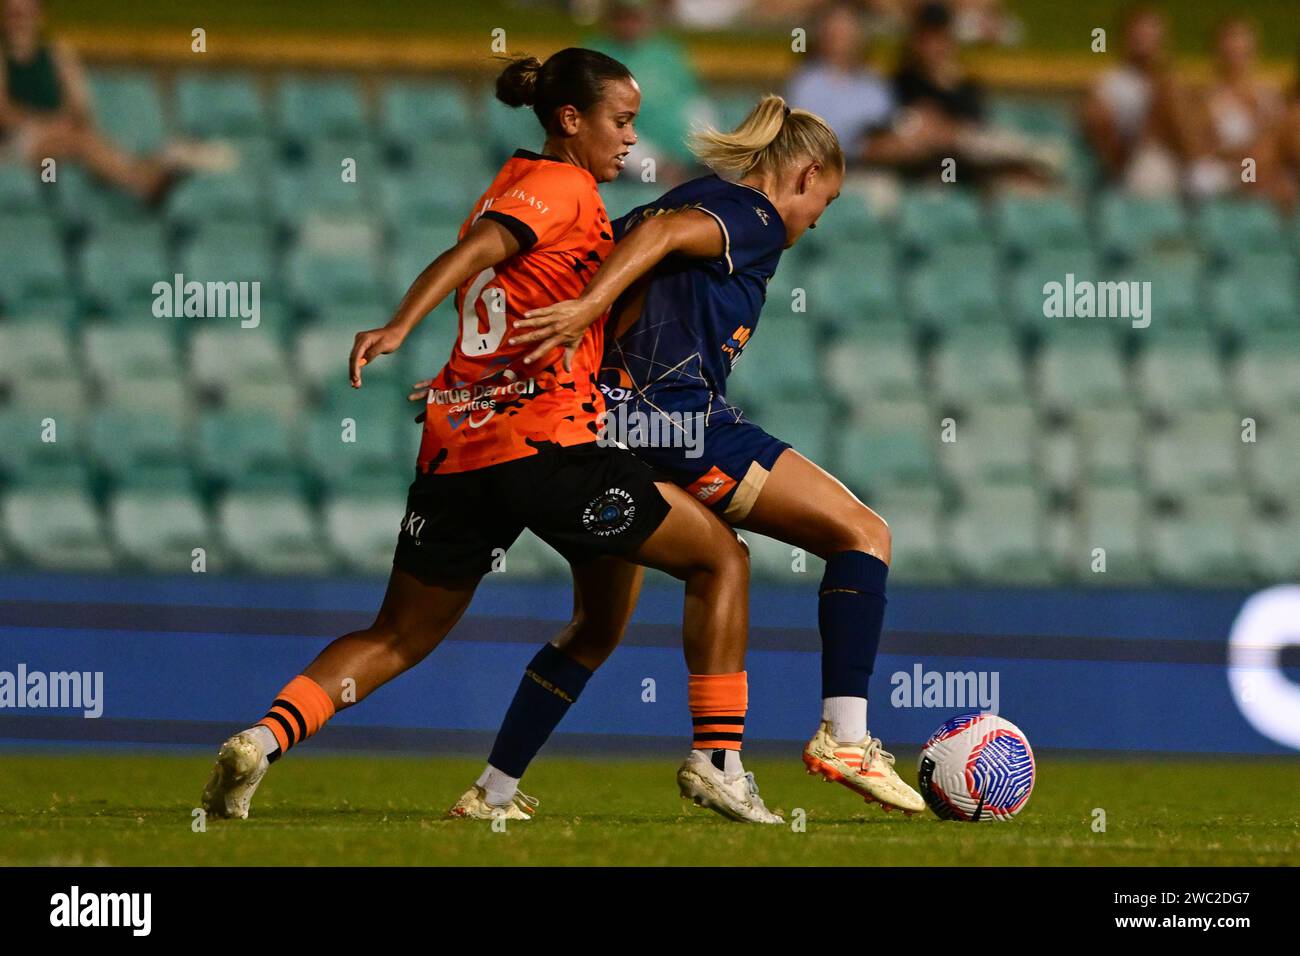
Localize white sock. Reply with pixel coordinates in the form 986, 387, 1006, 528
696, 748, 743, 776
476, 764, 520, 807
822, 697, 867, 743
246, 724, 279, 759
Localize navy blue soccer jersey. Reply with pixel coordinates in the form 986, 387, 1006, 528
605, 175, 785, 417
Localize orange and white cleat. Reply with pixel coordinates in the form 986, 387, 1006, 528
803, 720, 925, 815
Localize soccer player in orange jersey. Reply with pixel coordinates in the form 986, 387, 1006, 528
201, 49, 780, 825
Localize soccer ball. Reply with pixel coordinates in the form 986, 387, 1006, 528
917, 713, 1035, 822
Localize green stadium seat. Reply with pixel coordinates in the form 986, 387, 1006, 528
1007, 248, 1100, 329
741, 531, 826, 584
323, 492, 408, 575
168, 171, 267, 227
0, 164, 44, 215
80, 223, 170, 316
1134, 328, 1227, 414
905, 247, 1002, 328
274, 156, 376, 227
949, 482, 1052, 583
1151, 492, 1253, 585
378, 167, 472, 232
896, 189, 985, 257
87, 410, 190, 487
1095, 192, 1189, 261
824, 320, 921, 405
838, 399, 937, 495
191, 326, 290, 392
380, 81, 475, 148
753, 397, 833, 464
937, 401, 1039, 484
276, 75, 369, 145
196, 411, 300, 489
401, 300, 460, 382
807, 191, 888, 246
931, 324, 1027, 406
808, 240, 903, 324
1070, 484, 1151, 584
1145, 409, 1242, 498
0, 214, 67, 312
1231, 330, 1300, 414
2, 487, 114, 570
177, 224, 279, 304
217, 491, 333, 574
485, 93, 544, 164
1034, 326, 1129, 412
81, 324, 180, 384
1110, 249, 1203, 328
100, 375, 193, 420
992, 194, 1089, 259
988, 97, 1075, 140
53, 166, 154, 229
0, 407, 89, 489
1075, 406, 1143, 486
0, 319, 77, 383
869, 483, 953, 583
302, 411, 406, 493
286, 245, 385, 311
174, 71, 266, 137
88, 70, 166, 154
1208, 254, 1298, 333
110, 488, 212, 572
1247, 510, 1300, 581
297, 324, 400, 391
1195, 197, 1285, 264
734, 315, 819, 399
500, 529, 572, 579
1243, 416, 1300, 503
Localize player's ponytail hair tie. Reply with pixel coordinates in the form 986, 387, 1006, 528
689, 94, 844, 179
495, 48, 633, 135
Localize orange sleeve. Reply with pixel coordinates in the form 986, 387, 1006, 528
480, 166, 583, 252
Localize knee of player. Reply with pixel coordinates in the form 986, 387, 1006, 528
841, 508, 891, 562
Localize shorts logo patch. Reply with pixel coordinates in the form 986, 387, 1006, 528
402, 511, 426, 542
582, 487, 637, 537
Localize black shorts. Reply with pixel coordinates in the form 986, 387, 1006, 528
392, 441, 672, 584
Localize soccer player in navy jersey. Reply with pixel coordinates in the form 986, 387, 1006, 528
421, 94, 924, 817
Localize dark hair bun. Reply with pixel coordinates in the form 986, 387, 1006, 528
495, 55, 543, 108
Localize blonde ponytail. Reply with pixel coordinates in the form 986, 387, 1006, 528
689, 94, 844, 179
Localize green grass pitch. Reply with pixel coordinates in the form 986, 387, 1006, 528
0, 751, 1296, 866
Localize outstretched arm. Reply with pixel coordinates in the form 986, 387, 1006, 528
509, 207, 725, 367
350, 217, 519, 386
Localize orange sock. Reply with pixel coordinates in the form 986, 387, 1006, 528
257, 675, 335, 758
688, 671, 747, 752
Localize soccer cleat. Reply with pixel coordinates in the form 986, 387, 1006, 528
676, 750, 784, 824
445, 785, 539, 821
803, 720, 925, 815
201, 730, 270, 820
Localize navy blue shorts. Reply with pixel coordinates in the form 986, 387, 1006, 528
603, 400, 790, 522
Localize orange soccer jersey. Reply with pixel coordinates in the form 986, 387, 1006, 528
416, 149, 615, 474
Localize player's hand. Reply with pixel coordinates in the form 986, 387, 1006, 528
408, 379, 433, 402
349, 326, 406, 387
510, 298, 602, 371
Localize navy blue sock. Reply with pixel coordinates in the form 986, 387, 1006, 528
487, 642, 593, 779
818, 551, 889, 699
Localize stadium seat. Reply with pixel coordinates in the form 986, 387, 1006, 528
276, 75, 369, 146
99, 375, 194, 420
1195, 197, 1285, 265
905, 246, 1002, 328
191, 326, 291, 393
0, 407, 89, 489
173, 71, 266, 137
931, 323, 1027, 407
1034, 326, 1129, 412
2, 487, 114, 571
80, 222, 170, 316
937, 401, 1039, 483
896, 189, 986, 258
1133, 328, 1227, 414
1150, 493, 1254, 585
1007, 248, 1100, 329
1230, 331, 1300, 415
52, 165, 154, 229
736, 315, 819, 399
1110, 249, 1203, 328
0, 163, 43, 215
88, 69, 166, 154
286, 245, 385, 312
500, 529, 572, 579
1070, 484, 1151, 584
485, 93, 544, 164
1095, 192, 1188, 261
177, 224, 279, 309
217, 491, 333, 574
323, 492, 408, 575
1208, 254, 1298, 334
805, 191, 888, 246
992, 194, 1090, 260
196, 411, 301, 489
949, 483, 1052, 583
1145, 409, 1243, 498
0, 214, 67, 312
0, 319, 78, 384
742, 531, 826, 584
869, 483, 953, 583
1242, 416, 1300, 503
168, 171, 267, 227
302, 411, 407, 493
81, 324, 181, 385
274, 154, 377, 228
808, 241, 903, 324
378, 167, 473, 235
381, 81, 476, 147
110, 488, 213, 572
824, 321, 921, 405
753, 398, 833, 465
838, 399, 938, 495
297, 324, 401, 391
87, 410, 191, 488
1247, 509, 1300, 581
1074, 406, 1143, 487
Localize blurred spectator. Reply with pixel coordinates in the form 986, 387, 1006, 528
948, 0, 1023, 47
865, 2, 1058, 186
1187, 17, 1292, 205
785, 1, 894, 165
1281, 58, 1300, 209
0, 0, 190, 203
584, 0, 707, 181
1082, 5, 1197, 197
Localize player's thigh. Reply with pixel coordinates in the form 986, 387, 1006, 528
371, 566, 481, 655
737, 449, 891, 562
555, 556, 644, 666
631, 480, 749, 581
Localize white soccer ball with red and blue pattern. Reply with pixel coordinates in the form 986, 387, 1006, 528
917, 713, 1035, 822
